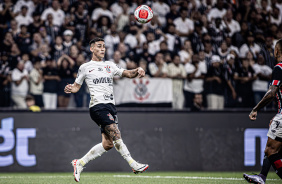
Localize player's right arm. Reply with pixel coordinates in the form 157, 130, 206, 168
249, 65, 282, 120
64, 64, 85, 94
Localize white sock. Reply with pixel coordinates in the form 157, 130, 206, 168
113, 139, 136, 167
79, 143, 106, 166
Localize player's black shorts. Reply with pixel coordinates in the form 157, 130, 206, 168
89, 103, 118, 133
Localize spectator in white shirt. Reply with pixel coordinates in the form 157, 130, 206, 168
239, 31, 261, 59
11, 61, 29, 109
224, 9, 241, 37
104, 24, 120, 60
21, 53, 33, 73
112, 50, 127, 69
110, 0, 126, 18
29, 60, 44, 107
173, 8, 194, 44
13, 0, 35, 17
270, 6, 282, 26
276, 0, 282, 18
91, 0, 114, 25
111, 51, 127, 81
146, 31, 165, 56
183, 54, 207, 108
41, 0, 65, 27
152, 0, 170, 28
148, 52, 168, 78
29, 33, 44, 58
15, 6, 33, 29
167, 55, 186, 109
165, 24, 182, 53
207, 0, 226, 22
252, 54, 272, 104
178, 40, 193, 64
124, 24, 146, 53
116, 2, 130, 32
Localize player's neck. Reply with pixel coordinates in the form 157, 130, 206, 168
91, 55, 103, 62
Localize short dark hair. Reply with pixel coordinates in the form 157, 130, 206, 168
89, 38, 104, 46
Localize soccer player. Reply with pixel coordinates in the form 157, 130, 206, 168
243, 39, 282, 184
64, 38, 149, 182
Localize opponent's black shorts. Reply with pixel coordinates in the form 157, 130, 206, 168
89, 103, 118, 133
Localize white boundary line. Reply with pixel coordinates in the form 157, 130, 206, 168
113, 175, 280, 181
114, 175, 243, 181
0, 174, 279, 181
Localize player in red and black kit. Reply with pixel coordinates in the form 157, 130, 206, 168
243, 39, 282, 184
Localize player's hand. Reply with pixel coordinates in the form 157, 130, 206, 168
64, 84, 73, 93
249, 110, 257, 121
137, 67, 145, 78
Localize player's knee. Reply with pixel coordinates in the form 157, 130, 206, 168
102, 141, 114, 151
103, 142, 114, 151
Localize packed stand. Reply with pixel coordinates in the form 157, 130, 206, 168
0, 0, 281, 110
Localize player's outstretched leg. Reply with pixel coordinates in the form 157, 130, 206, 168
71, 143, 107, 182
243, 154, 270, 184
105, 124, 149, 174
113, 139, 149, 174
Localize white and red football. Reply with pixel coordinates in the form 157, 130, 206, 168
134, 5, 153, 24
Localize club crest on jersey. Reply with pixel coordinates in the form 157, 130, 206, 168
133, 79, 150, 101
107, 113, 114, 121
105, 66, 111, 73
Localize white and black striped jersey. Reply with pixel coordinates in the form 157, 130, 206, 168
75, 60, 124, 108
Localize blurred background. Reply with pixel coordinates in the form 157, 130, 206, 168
0, 0, 281, 173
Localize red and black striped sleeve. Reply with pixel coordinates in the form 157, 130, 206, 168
271, 63, 282, 86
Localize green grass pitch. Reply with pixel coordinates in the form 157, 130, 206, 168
0, 172, 280, 184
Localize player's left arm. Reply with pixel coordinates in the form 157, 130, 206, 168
249, 85, 278, 120
64, 82, 81, 94
250, 66, 282, 120
122, 67, 145, 78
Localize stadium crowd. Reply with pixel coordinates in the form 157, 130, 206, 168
0, 0, 281, 110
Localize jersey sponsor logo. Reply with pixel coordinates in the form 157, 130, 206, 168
89, 69, 95, 73
103, 94, 113, 100
98, 68, 103, 71
105, 66, 111, 73
107, 113, 114, 121
133, 79, 150, 101
93, 77, 112, 84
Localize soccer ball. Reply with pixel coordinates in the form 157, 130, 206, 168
134, 5, 153, 24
